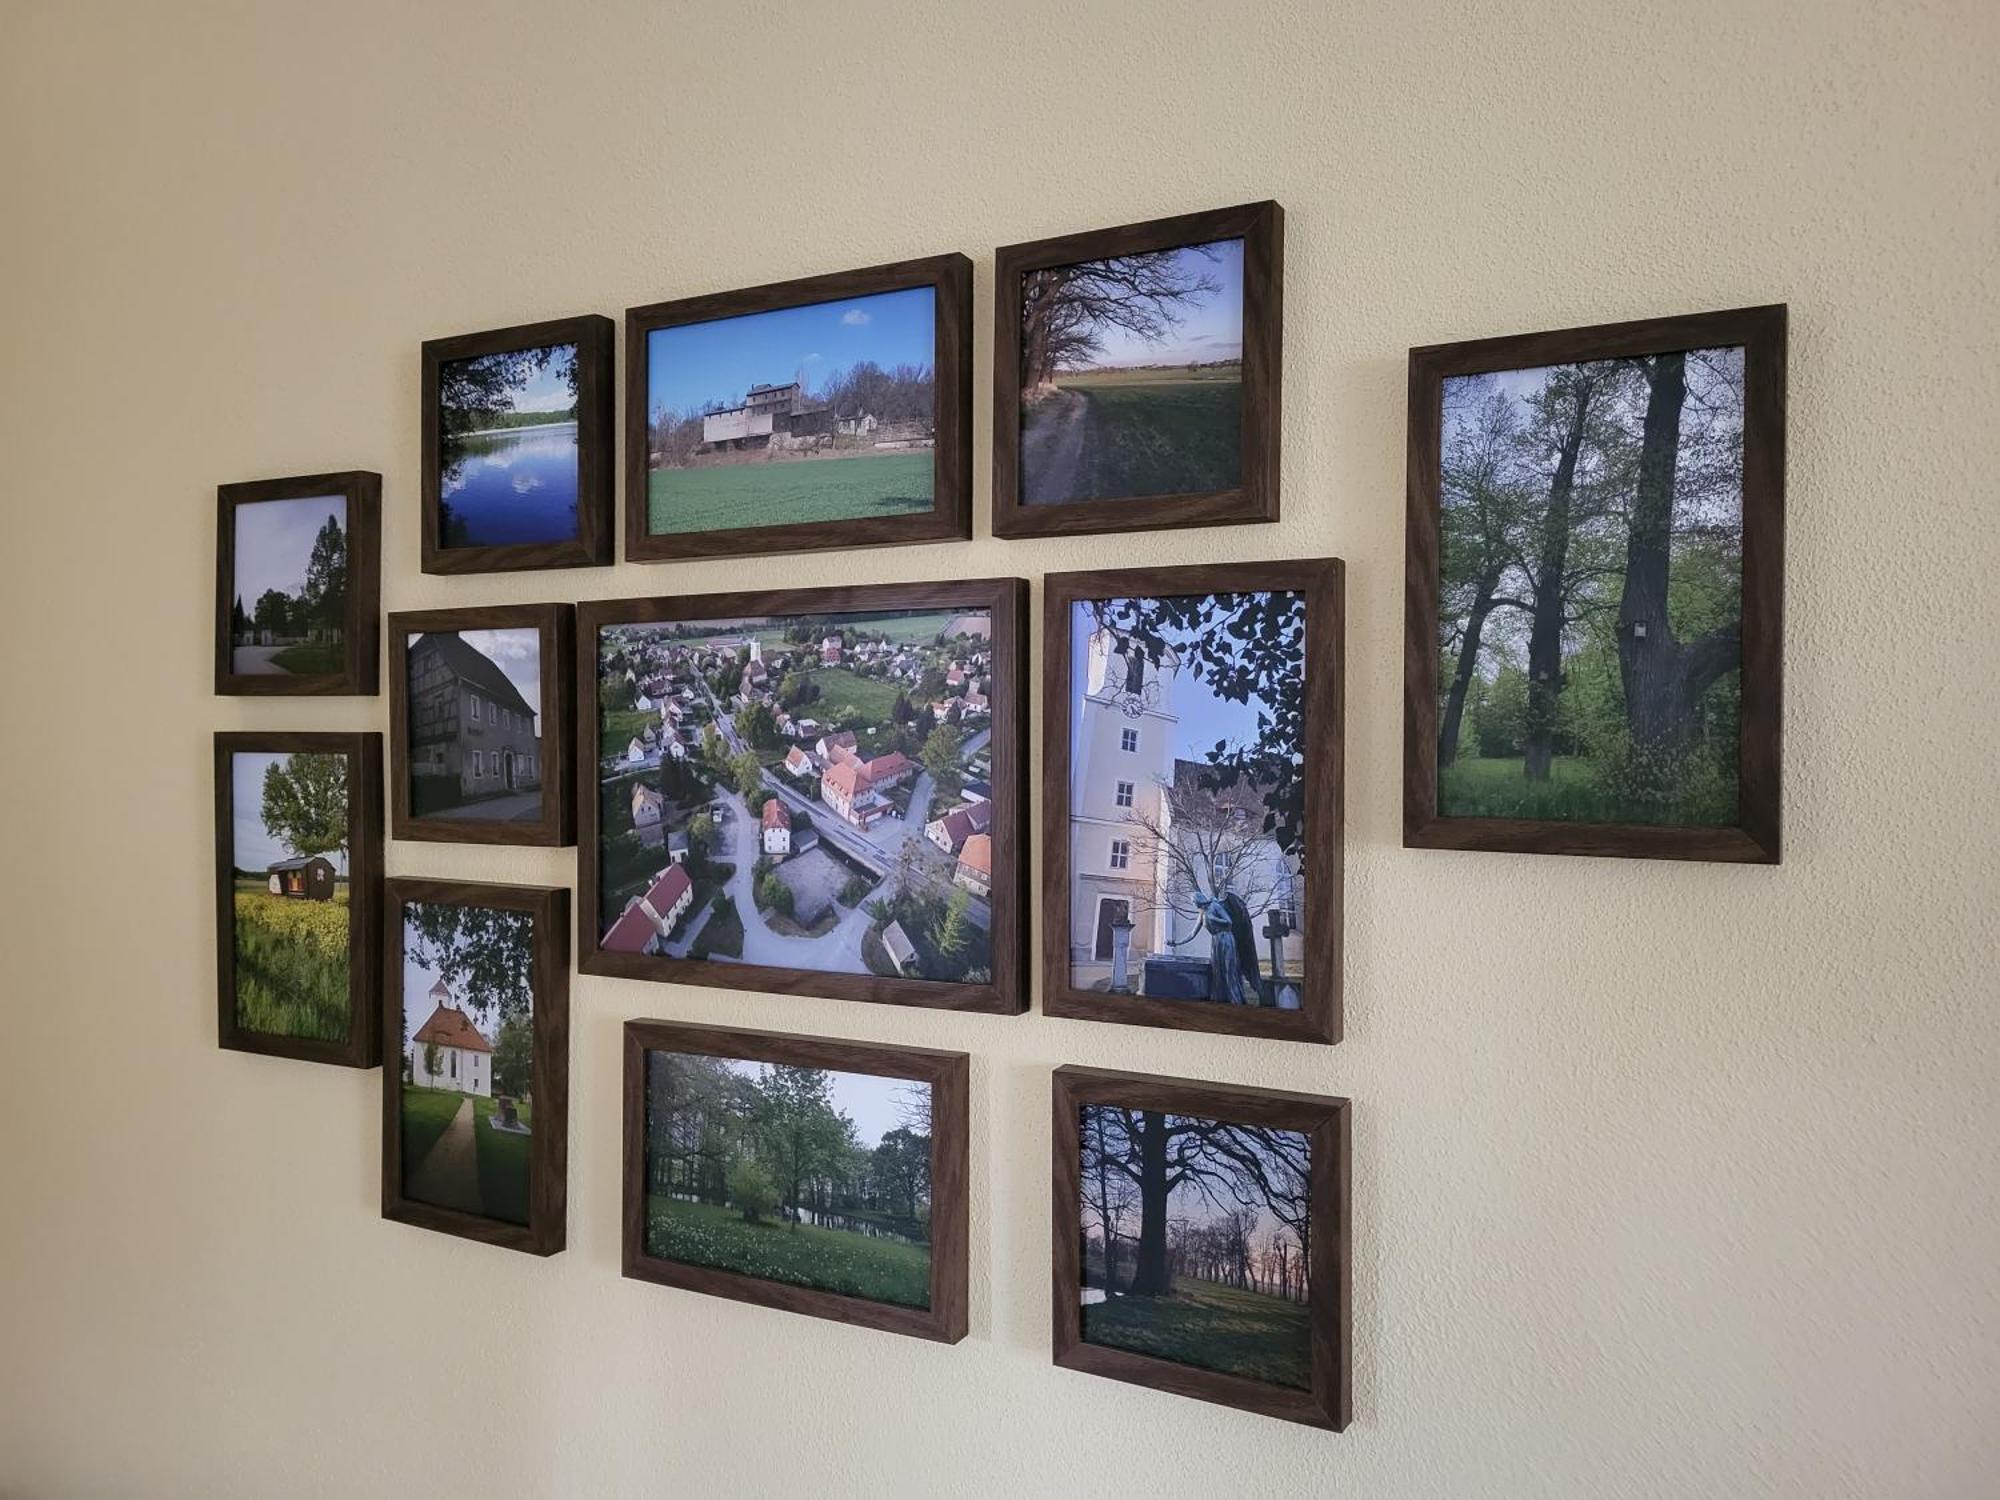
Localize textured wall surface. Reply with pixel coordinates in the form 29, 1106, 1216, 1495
2, 2, 1995, 1495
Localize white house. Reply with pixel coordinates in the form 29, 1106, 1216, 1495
761, 798, 792, 857
408, 980, 493, 1096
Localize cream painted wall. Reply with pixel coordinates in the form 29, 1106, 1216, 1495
2, 1, 1995, 1495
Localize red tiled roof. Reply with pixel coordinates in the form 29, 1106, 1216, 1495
411, 1003, 493, 1054
865, 750, 911, 781
762, 799, 791, 829
956, 833, 992, 876
603, 863, 694, 953
823, 761, 865, 798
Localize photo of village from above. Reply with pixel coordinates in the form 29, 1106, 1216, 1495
596, 607, 996, 984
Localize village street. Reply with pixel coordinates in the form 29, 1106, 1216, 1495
231, 645, 288, 674
456, 789, 541, 822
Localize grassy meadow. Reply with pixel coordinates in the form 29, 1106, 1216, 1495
646, 1196, 930, 1307
399, 1085, 463, 1170
400, 1086, 531, 1225
1439, 753, 1738, 825
648, 450, 932, 534
1025, 367, 1240, 505
1082, 1277, 1311, 1389
232, 880, 349, 1041
806, 666, 900, 724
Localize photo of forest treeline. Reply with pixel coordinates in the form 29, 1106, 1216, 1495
1437, 345, 1746, 825
1078, 1104, 1313, 1390
643, 1052, 933, 1309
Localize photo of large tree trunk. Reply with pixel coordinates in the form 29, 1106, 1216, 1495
1076, 1105, 1314, 1390
1433, 346, 1746, 826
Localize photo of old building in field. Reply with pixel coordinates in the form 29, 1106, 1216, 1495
406, 628, 543, 821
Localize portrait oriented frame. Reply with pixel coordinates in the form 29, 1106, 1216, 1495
622, 1019, 969, 1343
624, 254, 973, 563
576, 577, 1028, 1015
420, 314, 615, 574
387, 603, 577, 848
382, 878, 570, 1256
213, 731, 382, 1068
991, 200, 1283, 540
1051, 1066, 1351, 1431
1041, 559, 1344, 1045
214, 471, 381, 696
1404, 304, 1787, 863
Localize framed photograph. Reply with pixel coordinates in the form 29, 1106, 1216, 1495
215, 471, 380, 695
1052, 1066, 1350, 1430
1041, 560, 1343, 1045
420, 315, 614, 574
383, 879, 569, 1255
623, 1019, 967, 1343
991, 201, 1282, 540
577, 578, 1026, 1014
213, 732, 382, 1066
625, 254, 972, 562
388, 604, 575, 847
1405, 304, 1787, 862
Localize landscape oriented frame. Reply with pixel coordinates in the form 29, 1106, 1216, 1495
1051, 1066, 1351, 1430
624, 254, 973, 562
382, 878, 570, 1256
387, 603, 577, 847
1041, 559, 1344, 1044
991, 200, 1283, 540
420, 314, 615, 574
1403, 303, 1787, 862
576, 577, 1029, 1014
622, 1018, 969, 1343
214, 471, 381, 695
213, 731, 383, 1067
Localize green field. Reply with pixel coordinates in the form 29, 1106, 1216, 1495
1024, 370, 1240, 505
232, 882, 350, 1041
1438, 754, 1736, 825
807, 666, 900, 725
646, 1196, 930, 1307
473, 1096, 531, 1225
649, 451, 932, 535
1082, 1277, 1311, 1389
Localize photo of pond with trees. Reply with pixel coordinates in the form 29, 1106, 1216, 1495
1436, 345, 1746, 826
642, 1051, 933, 1309
438, 342, 581, 548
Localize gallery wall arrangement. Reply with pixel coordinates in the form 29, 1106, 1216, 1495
203, 195, 1788, 1430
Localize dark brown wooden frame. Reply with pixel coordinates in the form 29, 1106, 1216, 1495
991, 201, 1283, 540
1041, 560, 1343, 1044
576, 578, 1027, 1014
387, 604, 576, 847
215, 472, 381, 695
623, 1019, 968, 1342
420, 315, 614, 573
382, 879, 569, 1255
1404, 304, 1787, 862
1051, 1066, 1350, 1429
623, 254, 972, 562
213, 732, 382, 1066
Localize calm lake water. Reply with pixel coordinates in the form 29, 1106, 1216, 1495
440, 423, 579, 547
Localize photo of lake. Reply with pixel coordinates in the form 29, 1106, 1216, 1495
438, 342, 581, 549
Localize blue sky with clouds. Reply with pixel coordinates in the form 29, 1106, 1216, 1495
1065, 237, 1243, 368
233, 495, 344, 605
503, 342, 577, 413
645, 285, 934, 419
231, 752, 348, 874
1069, 594, 1295, 769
